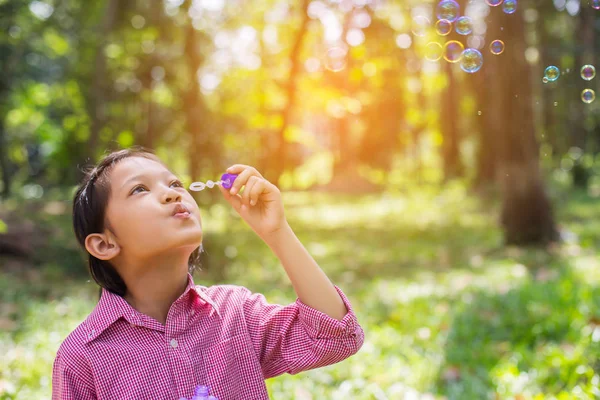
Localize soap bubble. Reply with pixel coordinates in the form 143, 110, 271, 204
324, 47, 347, 72
580, 64, 596, 81
455, 16, 473, 35
542, 77, 549, 83
460, 48, 483, 73
435, 19, 453, 36
486, 0, 503, 5
489, 40, 505, 55
411, 16, 430, 37
582, 89, 596, 104
502, 0, 517, 14
436, 0, 460, 22
444, 40, 464, 63
592, 0, 600, 9
544, 65, 560, 82
425, 42, 443, 61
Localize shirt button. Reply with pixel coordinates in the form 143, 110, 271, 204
170, 338, 178, 349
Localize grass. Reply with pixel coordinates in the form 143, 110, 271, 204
2, 184, 600, 399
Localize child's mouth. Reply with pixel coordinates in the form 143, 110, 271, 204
173, 211, 191, 219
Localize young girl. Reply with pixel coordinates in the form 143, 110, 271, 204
52, 147, 364, 400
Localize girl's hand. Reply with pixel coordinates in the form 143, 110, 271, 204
219, 164, 288, 240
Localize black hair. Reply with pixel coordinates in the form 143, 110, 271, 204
72, 146, 202, 297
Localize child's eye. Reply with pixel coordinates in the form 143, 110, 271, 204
131, 185, 147, 194
130, 180, 182, 195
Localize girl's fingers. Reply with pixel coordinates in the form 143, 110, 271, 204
250, 180, 267, 206
227, 164, 263, 177
241, 176, 258, 205
226, 164, 247, 174
229, 168, 253, 195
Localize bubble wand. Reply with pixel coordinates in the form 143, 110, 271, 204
189, 173, 238, 192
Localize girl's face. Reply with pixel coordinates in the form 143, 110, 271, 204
103, 156, 203, 261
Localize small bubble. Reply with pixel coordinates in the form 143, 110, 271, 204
554, 101, 558, 107
582, 88, 596, 104
542, 76, 549, 83
486, 0, 503, 5
443, 40, 465, 63
324, 47, 347, 72
544, 65, 560, 82
478, 110, 482, 115
580, 64, 596, 81
455, 16, 473, 35
502, 0, 517, 13
435, 19, 453, 36
592, 0, 600, 9
489, 39, 505, 55
411, 16, 430, 37
460, 48, 483, 73
425, 42, 443, 61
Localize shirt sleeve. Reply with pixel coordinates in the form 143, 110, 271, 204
52, 352, 97, 400
241, 285, 364, 379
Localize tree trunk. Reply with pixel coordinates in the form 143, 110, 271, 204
183, 21, 205, 182
270, 0, 310, 185
86, 0, 119, 160
441, 62, 463, 180
181, 4, 221, 205
474, 45, 499, 188
489, 5, 559, 245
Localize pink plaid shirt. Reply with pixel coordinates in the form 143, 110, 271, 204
52, 273, 364, 399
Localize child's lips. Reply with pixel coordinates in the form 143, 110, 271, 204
173, 211, 191, 219
171, 203, 191, 216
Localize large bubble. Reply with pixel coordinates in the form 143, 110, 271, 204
460, 48, 483, 73
436, 0, 460, 22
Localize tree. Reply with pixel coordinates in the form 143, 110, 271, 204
485, 2, 559, 245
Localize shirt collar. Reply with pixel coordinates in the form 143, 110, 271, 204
84, 273, 220, 344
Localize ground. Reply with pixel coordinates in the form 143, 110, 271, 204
1, 185, 600, 399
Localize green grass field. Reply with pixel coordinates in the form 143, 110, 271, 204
2, 186, 600, 399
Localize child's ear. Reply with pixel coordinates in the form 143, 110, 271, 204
85, 233, 120, 261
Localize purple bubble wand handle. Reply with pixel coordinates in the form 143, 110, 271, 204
220, 173, 238, 189
189, 173, 238, 192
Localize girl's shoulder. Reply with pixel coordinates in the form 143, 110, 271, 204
194, 283, 255, 306
54, 311, 97, 368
